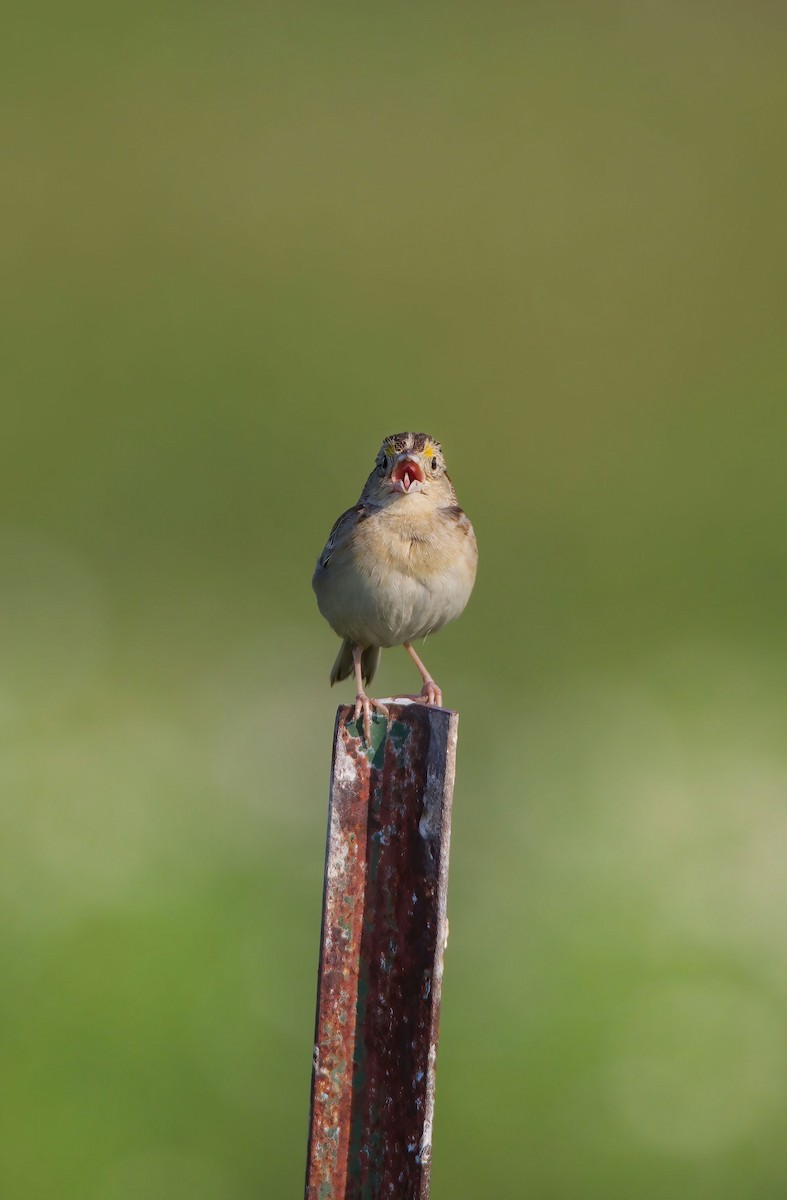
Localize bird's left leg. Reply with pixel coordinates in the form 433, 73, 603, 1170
352, 643, 389, 744
402, 641, 443, 707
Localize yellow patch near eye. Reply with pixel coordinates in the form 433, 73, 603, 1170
423, 444, 435, 458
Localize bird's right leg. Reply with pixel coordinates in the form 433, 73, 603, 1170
352, 644, 389, 744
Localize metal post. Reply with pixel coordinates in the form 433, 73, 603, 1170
306, 701, 458, 1200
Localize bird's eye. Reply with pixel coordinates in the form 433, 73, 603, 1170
431, 458, 439, 471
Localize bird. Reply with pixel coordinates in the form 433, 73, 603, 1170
313, 431, 477, 743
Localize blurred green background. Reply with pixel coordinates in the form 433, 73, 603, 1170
2, 2, 787, 1196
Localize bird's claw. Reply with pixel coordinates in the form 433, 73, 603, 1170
419, 680, 442, 707
353, 693, 390, 745
392, 680, 443, 707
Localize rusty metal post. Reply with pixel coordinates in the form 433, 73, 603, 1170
306, 700, 458, 1200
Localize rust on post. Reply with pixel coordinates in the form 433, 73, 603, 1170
306, 700, 458, 1200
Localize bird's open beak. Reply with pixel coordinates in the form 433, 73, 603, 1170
391, 455, 426, 494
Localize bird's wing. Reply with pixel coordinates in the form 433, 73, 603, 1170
316, 503, 367, 570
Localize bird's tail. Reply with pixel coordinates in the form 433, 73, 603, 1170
330, 640, 380, 688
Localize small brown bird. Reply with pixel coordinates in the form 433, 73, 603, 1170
313, 432, 478, 742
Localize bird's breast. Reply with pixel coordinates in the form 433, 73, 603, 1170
343, 503, 477, 645
356, 504, 464, 576
314, 497, 477, 648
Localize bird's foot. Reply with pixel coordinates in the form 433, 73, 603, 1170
417, 679, 443, 706
353, 692, 390, 745
393, 680, 443, 707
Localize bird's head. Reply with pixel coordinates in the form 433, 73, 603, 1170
363, 432, 454, 504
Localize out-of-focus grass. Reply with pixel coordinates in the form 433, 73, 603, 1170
2, 3, 787, 1197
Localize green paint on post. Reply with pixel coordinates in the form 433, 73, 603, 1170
344, 709, 402, 768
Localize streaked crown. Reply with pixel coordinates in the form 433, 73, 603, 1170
377, 432, 442, 461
